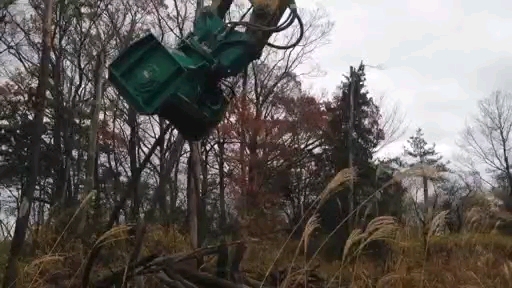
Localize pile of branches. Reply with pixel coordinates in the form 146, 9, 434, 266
91, 244, 325, 288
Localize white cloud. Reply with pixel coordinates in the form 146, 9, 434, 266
405, 0, 452, 22
293, 0, 512, 171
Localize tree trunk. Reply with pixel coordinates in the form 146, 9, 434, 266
128, 107, 139, 221
423, 176, 429, 215
2, 0, 53, 286
218, 139, 226, 230
200, 140, 209, 246
239, 69, 248, 215
169, 135, 184, 223
422, 173, 430, 250
78, 49, 105, 233
170, 154, 180, 222
216, 138, 228, 279
187, 141, 202, 267
156, 118, 168, 223
52, 50, 66, 205
348, 67, 356, 230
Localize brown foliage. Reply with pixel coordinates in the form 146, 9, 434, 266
221, 89, 327, 214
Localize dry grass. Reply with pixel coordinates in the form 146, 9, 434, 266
0, 222, 191, 287
248, 165, 512, 287
240, 227, 512, 287
3, 215, 512, 287
1, 166, 512, 287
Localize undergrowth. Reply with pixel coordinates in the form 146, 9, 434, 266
1, 167, 512, 287
1, 227, 512, 287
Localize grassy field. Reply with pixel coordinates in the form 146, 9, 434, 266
0, 220, 511, 287
1, 169, 511, 287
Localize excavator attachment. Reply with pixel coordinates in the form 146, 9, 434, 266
108, 0, 301, 140
108, 33, 209, 115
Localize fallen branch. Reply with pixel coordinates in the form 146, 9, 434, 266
93, 240, 261, 287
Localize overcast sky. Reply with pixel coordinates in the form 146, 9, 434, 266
293, 0, 512, 163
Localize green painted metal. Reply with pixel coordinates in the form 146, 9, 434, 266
108, 33, 209, 115
108, 9, 259, 140
189, 9, 258, 77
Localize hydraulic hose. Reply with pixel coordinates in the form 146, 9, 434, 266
225, 0, 304, 49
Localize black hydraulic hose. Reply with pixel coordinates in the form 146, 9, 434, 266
226, 7, 295, 33
265, 6, 304, 49
225, 4, 303, 49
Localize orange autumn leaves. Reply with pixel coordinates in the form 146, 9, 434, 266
218, 90, 328, 211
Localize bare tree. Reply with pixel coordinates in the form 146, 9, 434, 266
374, 92, 408, 153
458, 90, 512, 195
0, 0, 344, 285
2, 0, 53, 286
78, 47, 106, 232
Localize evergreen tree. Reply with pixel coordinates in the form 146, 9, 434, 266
405, 128, 444, 167
324, 62, 384, 173
403, 128, 447, 216
316, 62, 386, 258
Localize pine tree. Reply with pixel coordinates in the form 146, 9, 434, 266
405, 128, 443, 166
403, 128, 447, 216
